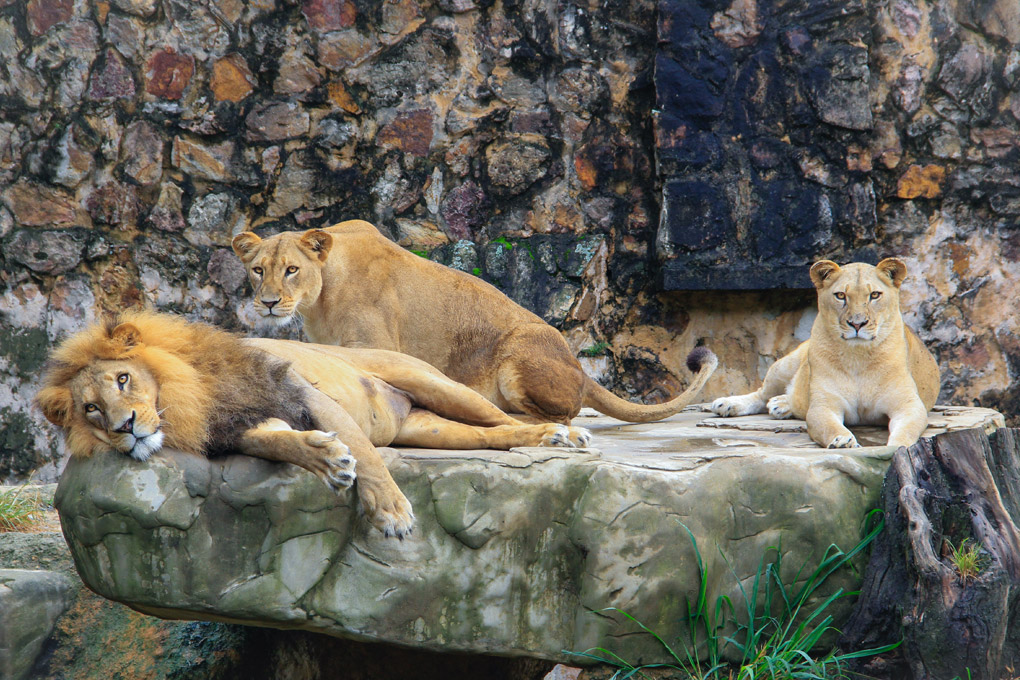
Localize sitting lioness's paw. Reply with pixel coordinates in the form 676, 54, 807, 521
827, 433, 860, 449
710, 395, 763, 417
766, 395, 793, 420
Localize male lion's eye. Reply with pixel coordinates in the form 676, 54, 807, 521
834, 292, 846, 301
286, 266, 298, 275
117, 373, 129, 386
84, 403, 99, 413
870, 291, 882, 300
253, 267, 263, 276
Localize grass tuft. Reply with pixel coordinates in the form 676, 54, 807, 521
0, 485, 44, 532
570, 511, 897, 679
945, 538, 984, 584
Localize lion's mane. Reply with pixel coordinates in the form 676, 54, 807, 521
38, 311, 313, 457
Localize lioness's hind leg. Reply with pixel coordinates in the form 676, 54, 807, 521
239, 419, 357, 492
392, 410, 592, 450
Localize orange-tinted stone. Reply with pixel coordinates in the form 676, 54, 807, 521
378, 110, 433, 157
327, 80, 360, 114
211, 54, 256, 103
146, 49, 195, 100
896, 164, 946, 199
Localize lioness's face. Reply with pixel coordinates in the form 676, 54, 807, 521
70, 360, 164, 461
231, 230, 333, 327
810, 258, 906, 342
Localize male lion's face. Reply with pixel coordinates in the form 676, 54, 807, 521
231, 229, 332, 327
810, 258, 906, 343
68, 360, 164, 461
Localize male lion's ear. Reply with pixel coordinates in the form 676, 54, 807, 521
809, 260, 841, 289
231, 232, 262, 262
299, 229, 333, 262
876, 258, 907, 288
110, 322, 142, 349
36, 386, 73, 426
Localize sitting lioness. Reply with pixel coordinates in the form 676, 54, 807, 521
231, 220, 717, 423
36, 311, 591, 538
709, 258, 940, 449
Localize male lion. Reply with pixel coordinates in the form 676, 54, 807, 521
36, 311, 591, 538
709, 258, 940, 449
231, 220, 717, 424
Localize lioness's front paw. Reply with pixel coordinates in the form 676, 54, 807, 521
827, 433, 860, 449
306, 430, 357, 492
766, 395, 793, 420
541, 425, 592, 448
361, 483, 415, 539
710, 395, 764, 417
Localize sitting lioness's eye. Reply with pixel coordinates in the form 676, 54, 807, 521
253, 267, 263, 276
834, 292, 846, 301
286, 266, 298, 275
869, 291, 882, 300
84, 403, 99, 413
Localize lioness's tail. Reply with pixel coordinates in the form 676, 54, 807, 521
582, 347, 718, 423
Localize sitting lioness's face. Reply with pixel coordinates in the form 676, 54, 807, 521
809, 258, 907, 342
231, 229, 334, 326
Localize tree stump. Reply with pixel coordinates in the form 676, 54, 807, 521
839, 428, 1020, 679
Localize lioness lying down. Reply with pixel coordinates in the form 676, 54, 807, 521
36, 312, 591, 538
231, 220, 717, 424
710, 258, 940, 449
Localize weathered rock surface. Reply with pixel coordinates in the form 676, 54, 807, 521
55, 406, 1002, 665
0, 569, 73, 680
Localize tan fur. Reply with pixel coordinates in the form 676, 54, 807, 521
37, 312, 592, 538
232, 220, 718, 423
710, 258, 940, 449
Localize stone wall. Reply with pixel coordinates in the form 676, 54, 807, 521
1, 0, 1018, 482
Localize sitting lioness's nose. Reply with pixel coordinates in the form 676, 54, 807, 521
848, 319, 866, 331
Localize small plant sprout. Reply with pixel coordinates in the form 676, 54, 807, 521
945, 538, 984, 583
579, 342, 611, 358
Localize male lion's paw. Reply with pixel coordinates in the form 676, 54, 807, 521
827, 433, 860, 449
710, 395, 764, 418
305, 430, 357, 492
362, 483, 415, 539
766, 395, 793, 420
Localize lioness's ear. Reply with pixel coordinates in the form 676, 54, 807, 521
231, 232, 262, 262
36, 386, 74, 426
809, 260, 841, 289
876, 258, 907, 288
299, 229, 333, 262
110, 322, 142, 348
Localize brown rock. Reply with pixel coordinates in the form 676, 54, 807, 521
2, 180, 81, 227
846, 145, 873, 172
52, 128, 94, 188
377, 109, 433, 157
106, 13, 144, 59
146, 183, 185, 232
274, 50, 322, 95
380, 0, 424, 42
711, 0, 762, 48
440, 181, 487, 240
485, 135, 551, 196
971, 128, 1017, 159
85, 181, 140, 227
246, 102, 311, 141
317, 29, 379, 70
896, 164, 946, 199
327, 80, 360, 113
211, 54, 256, 103
86, 49, 136, 101
27, 0, 73, 36
145, 49, 194, 100
207, 248, 247, 293
108, 0, 158, 17
7, 229, 85, 274
171, 136, 234, 182
120, 121, 164, 185
302, 0, 356, 32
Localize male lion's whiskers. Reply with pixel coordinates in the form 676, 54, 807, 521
156, 407, 168, 416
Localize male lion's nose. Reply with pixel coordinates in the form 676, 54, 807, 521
115, 412, 136, 434
262, 299, 279, 310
